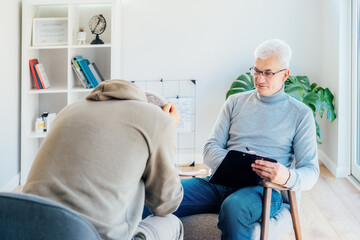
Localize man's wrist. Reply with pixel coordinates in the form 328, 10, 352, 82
282, 169, 291, 185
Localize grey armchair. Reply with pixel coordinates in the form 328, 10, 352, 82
0, 192, 100, 240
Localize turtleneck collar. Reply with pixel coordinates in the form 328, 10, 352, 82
256, 84, 286, 103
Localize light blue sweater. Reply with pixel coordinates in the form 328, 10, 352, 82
204, 86, 319, 191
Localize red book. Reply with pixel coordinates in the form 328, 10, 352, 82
29, 59, 41, 89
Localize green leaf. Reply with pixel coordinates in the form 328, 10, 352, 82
226, 72, 255, 99
285, 75, 311, 92
226, 89, 243, 99
302, 92, 319, 106
285, 86, 306, 101
294, 76, 311, 91
314, 89, 325, 118
324, 88, 336, 122
310, 83, 317, 91
230, 81, 251, 90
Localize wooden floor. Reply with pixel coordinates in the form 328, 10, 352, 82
283, 162, 360, 240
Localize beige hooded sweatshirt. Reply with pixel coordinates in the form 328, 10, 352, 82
23, 80, 183, 240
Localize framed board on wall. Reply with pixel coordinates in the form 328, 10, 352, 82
32, 18, 68, 46
132, 79, 197, 166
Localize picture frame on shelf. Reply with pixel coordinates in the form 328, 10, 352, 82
32, 18, 68, 46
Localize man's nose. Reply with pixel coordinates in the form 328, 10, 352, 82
256, 73, 266, 82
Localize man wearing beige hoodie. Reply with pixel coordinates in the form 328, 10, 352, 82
23, 80, 184, 240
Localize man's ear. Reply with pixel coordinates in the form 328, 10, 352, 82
282, 69, 290, 83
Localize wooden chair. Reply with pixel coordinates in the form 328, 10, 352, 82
260, 180, 302, 240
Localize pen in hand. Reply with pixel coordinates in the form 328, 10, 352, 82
246, 147, 256, 155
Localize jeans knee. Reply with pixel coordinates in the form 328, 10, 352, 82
219, 194, 262, 225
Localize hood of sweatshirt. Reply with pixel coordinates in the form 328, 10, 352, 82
86, 79, 147, 102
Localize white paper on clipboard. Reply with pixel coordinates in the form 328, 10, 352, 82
169, 97, 193, 133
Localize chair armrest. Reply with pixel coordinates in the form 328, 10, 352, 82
259, 180, 290, 191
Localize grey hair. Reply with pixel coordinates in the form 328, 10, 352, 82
254, 39, 292, 69
145, 91, 168, 108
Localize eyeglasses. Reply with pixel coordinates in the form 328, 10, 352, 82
249, 67, 286, 79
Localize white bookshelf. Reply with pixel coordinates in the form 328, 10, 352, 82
21, 0, 121, 184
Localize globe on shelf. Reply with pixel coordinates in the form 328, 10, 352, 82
89, 14, 106, 44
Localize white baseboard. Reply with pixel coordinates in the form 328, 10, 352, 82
318, 149, 349, 178
347, 175, 360, 192
0, 174, 20, 192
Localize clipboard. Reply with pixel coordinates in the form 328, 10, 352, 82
209, 150, 277, 189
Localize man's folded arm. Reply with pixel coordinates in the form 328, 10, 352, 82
143, 121, 183, 216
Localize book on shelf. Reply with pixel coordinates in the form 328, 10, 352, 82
73, 56, 92, 88
71, 58, 91, 88
34, 63, 51, 89
88, 62, 105, 84
34, 66, 43, 89
72, 56, 98, 88
29, 58, 42, 89
77, 58, 98, 88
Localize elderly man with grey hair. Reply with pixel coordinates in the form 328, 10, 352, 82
172, 39, 319, 239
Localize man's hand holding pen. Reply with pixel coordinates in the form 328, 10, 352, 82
246, 147, 290, 185
251, 160, 290, 185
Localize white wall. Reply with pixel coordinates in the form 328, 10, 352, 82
0, 0, 21, 190
318, 0, 351, 177
0, 0, 345, 189
121, 0, 323, 162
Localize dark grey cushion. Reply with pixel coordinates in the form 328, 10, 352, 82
0, 192, 100, 240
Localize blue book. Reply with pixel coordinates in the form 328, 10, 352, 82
34, 64, 43, 89
77, 59, 98, 88
73, 56, 92, 88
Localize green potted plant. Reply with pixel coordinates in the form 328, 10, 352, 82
226, 73, 336, 144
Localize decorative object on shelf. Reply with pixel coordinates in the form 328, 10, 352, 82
41, 112, 56, 132
35, 112, 57, 133
226, 73, 336, 144
77, 28, 86, 45
89, 14, 106, 44
35, 118, 44, 133
32, 18, 68, 46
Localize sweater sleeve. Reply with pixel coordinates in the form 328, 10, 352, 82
203, 96, 234, 172
142, 119, 183, 216
283, 108, 320, 191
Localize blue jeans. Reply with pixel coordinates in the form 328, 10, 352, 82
144, 176, 283, 240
